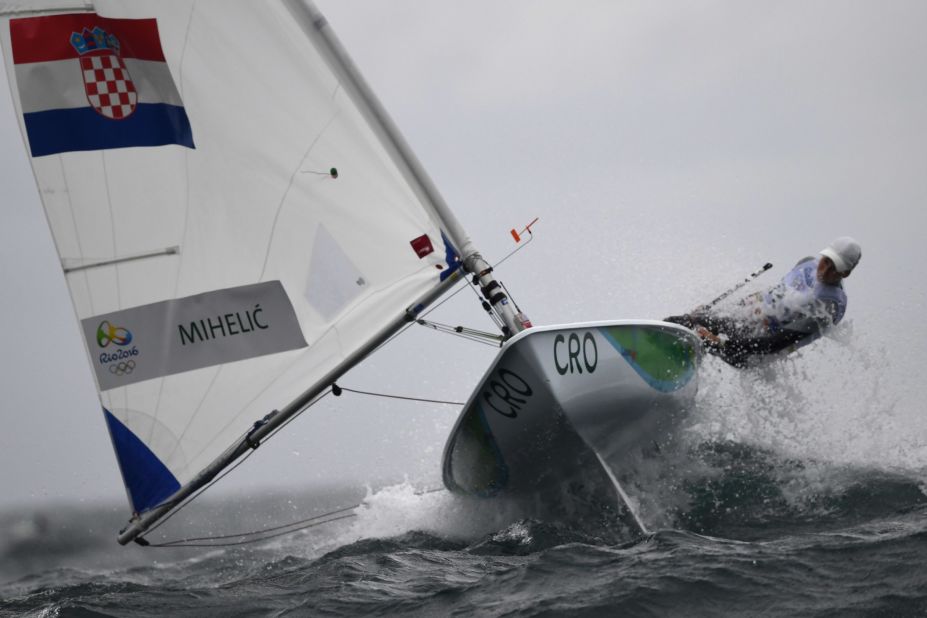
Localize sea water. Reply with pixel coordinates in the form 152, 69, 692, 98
2, 328, 926, 617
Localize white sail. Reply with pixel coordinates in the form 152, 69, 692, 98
0, 0, 471, 524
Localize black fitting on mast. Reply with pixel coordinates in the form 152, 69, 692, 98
245, 410, 278, 449
464, 253, 524, 340
480, 280, 507, 306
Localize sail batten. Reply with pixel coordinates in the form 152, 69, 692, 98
1, 0, 474, 542
62, 245, 180, 274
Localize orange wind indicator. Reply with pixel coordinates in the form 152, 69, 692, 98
510, 217, 539, 243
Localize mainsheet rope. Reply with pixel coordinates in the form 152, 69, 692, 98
141, 487, 447, 548
138, 389, 335, 541
332, 385, 465, 406
134, 234, 539, 547
137, 384, 460, 547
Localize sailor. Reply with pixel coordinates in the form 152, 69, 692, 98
665, 237, 862, 368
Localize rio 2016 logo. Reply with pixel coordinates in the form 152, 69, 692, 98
96, 320, 133, 348
96, 321, 140, 373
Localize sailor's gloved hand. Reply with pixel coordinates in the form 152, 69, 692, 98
694, 326, 722, 345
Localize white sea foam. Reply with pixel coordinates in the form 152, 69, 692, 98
338, 481, 524, 544
685, 321, 925, 474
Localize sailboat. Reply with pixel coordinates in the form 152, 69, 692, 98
0, 0, 700, 545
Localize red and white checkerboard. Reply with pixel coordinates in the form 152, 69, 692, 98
80, 53, 138, 120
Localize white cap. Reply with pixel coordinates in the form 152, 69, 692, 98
820, 236, 861, 275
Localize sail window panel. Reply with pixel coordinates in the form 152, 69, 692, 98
304, 224, 366, 321
283, 105, 449, 293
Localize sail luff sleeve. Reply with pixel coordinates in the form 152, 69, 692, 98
285, 0, 476, 261
0, 1, 91, 16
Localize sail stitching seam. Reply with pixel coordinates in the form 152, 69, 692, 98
100, 151, 130, 415
162, 366, 224, 469
151, 0, 198, 436
257, 110, 340, 281
177, 111, 343, 463
58, 156, 94, 315
141, 389, 334, 539
184, 105, 347, 466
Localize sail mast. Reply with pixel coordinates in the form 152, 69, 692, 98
294, 1, 527, 338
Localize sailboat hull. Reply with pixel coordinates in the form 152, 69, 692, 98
442, 320, 700, 499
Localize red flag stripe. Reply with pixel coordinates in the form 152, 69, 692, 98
10, 14, 167, 64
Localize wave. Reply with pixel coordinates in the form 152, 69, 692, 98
3, 473, 926, 617
673, 440, 927, 540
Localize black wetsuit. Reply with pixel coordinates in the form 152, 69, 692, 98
663, 313, 812, 368
666, 257, 847, 368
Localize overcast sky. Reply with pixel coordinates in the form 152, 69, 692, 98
1, 1, 925, 512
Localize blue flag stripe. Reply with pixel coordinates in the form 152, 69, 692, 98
24, 102, 195, 157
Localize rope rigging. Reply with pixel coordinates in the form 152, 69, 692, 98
136, 389, 334, 543
135, 224, 537, 548
414, 318, 504, 347
332, 384, 466, 406
136, 383, 460, 547
411, 224, 536, 345
141, 487, 447, 548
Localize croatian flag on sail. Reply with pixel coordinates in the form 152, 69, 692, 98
9, 13, 194, 157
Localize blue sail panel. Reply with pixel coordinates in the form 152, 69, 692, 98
103, 408, 180, 513
440, 231, 462, 282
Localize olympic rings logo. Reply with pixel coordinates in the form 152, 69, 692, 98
97, 321, 133, 348
109, 360, 136, 376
